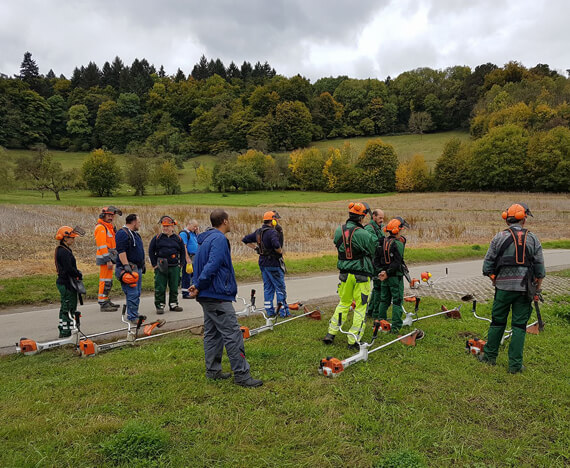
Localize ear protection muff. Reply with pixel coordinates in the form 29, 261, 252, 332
502, 204, 530, 221
271, 219, 277, 226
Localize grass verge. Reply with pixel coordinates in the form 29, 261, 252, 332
2, 241, 569, 308
0, 296, 568, 467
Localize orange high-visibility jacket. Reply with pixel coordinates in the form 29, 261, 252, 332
94, 219, 117, 265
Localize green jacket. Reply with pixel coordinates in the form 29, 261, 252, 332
365, 220, 384, 274
333, 220, 376, 277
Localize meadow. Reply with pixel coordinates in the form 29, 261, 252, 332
1, 294, 568, 467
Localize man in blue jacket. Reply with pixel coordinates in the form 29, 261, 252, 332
189, 209, 263, 388
180, 220, 199, 299
115, 214, 146, 324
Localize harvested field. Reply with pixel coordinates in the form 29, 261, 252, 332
0, 192, 568, 279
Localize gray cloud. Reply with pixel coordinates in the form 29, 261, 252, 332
1, 0, 569, 81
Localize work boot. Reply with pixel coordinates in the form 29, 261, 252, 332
169, 305, 183, 312
347, 342, 360, 351
100, 301, 118, 312
206, 371, 232, 380
508, 365, 525, 374
235, 376, 263, 388
108, 301, 121, 309
323, 333, 335, 345
156, 308, 165, 315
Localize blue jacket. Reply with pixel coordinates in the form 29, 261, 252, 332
115, 227, 145, 268
194, 228, 237, 302
242, 225, 282, 268
180, 229, 198, 255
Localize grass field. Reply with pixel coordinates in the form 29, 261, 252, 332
1, 294, 568, 467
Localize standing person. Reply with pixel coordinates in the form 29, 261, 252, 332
54, 226, 84, 337
242, 211, 289, 317
480, 203, 545, 373
323, 202, 376, 349
94, 206, 122, 311
376, 217, 411, 333
148, 216, 185, 314
115, 214, 146, 325
180, 220, 199, 299
365, 209, 385, 319
189, 209, 263, 387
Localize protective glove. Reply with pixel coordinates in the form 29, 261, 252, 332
123, 264, 133, 274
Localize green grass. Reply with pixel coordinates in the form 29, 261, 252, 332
307, 130, 471, 165
3, 241, 569, 308
1, 295, 568, 467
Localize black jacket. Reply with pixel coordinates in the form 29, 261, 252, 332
55, 243, 82, 290
148, 233, 185, 267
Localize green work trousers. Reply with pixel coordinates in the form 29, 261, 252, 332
57, 283, 77, 338
367, 278, 382, 318
154, 266, 180, 309
377, 276, 404, 331
483, 289, 532, 372
328, 273, 371, 345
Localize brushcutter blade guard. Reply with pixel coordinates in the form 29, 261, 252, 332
304, 306, 321, 320
399, 329, 421, 346
526, 323, 540, 335
78, 339, 97, 357
240, 326, 250, 339
17, 338, 38, 355
289, 302, 303, 311
319, 357, 344, 377
404, 296, 417, 303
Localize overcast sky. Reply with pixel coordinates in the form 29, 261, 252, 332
1, 0, 568, 81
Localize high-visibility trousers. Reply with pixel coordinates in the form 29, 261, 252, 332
328, 273, 370, 345
98, 264, 114, 304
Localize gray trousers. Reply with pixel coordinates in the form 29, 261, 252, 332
200, 300, 251, 381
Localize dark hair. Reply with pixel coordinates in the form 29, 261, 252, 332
125, 214, 138, 224
210, 209, 229, 227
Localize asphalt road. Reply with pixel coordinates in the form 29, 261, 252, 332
2, 249, 569, 354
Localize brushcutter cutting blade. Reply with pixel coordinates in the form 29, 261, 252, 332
526, 323, 540, 335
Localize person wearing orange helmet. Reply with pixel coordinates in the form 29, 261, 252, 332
242, 210, 289, 317
375, 217, 410, 332
323, 202, 376, 349
54, 226, 85, 337
148, 216, 186, 314
364, 208, 385, 319
480, 203, 545, 374
94, 206, 122, 312
115, 214, 147, 325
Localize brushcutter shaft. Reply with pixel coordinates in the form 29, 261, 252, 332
415, 307, 460, 321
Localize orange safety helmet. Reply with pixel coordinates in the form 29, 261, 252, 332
502, 203, 533, 222
55, 226, 85, 240
263, 211, 279, 221
159, 215, 177, 226
348, 202, 370, 216
384, 217, 410, 235
120, 271, 140, 287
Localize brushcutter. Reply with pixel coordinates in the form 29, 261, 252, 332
78, 306, 204, 357
17, 311, 84, 355
240, 303, 320, 339
319, 319, 424, 378
410, 268, 475, 302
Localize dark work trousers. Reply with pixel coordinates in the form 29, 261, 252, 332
200, 300, 251, 382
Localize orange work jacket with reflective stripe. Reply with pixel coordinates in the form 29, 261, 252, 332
94, 219, 117, 265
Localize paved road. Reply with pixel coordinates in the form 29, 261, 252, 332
2, 249, 569, 354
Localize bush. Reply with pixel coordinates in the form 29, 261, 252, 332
81, 149, 122, 197
100, 421, 169, 464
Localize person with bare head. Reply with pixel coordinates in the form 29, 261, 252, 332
180, 220, 199, 299
189, 209, 263, 388
365, 208, 385, 319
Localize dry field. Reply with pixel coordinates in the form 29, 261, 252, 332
0, 192, 568, 279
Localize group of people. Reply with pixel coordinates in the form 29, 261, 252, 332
54, 200, 544, 387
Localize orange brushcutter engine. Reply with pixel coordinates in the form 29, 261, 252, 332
466, 337, 486, 355
318, 357, 344, 377
17, 338, 38, 355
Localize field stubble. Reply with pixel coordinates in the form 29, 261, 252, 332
0, 192, 568, 279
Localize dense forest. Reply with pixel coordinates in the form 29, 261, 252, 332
1, 53, 569, 194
